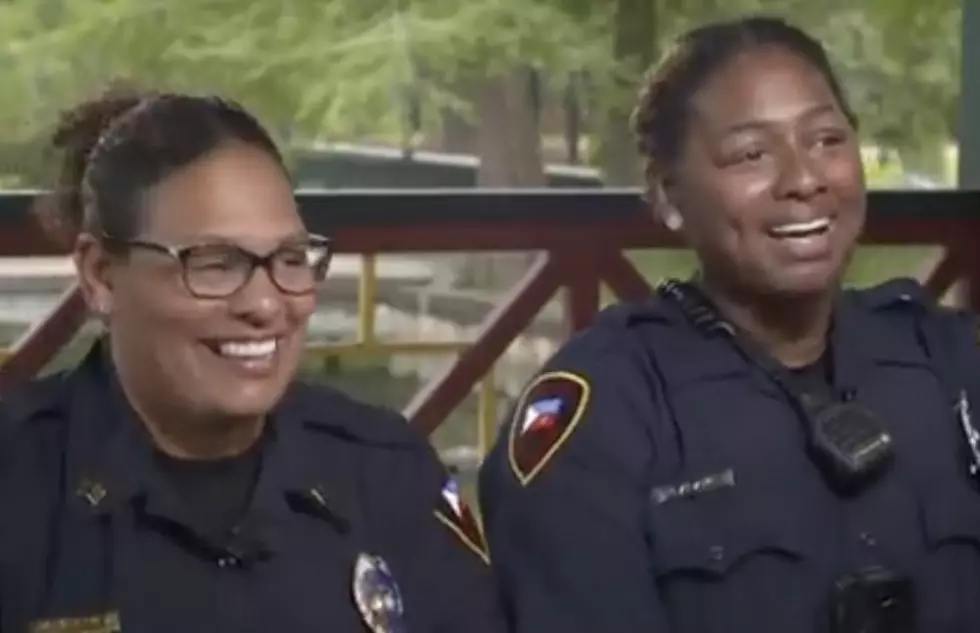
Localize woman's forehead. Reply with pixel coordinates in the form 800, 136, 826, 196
139, 143, 300, 240
687, 47, 841, 135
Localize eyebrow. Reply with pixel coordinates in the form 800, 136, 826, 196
716, 103, 841, 136
165, 230, 311, 246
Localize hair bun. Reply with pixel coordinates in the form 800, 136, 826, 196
34, 82, 148, 248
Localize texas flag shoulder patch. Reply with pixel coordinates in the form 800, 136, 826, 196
434, 476, 489, 564
508, 370, 590, 486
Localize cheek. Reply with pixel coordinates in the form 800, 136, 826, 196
826, 161, 867, 231
285, 295, 316, 326
113, 280, 217, 358
685, 178, 768, 246
280, 296, 316, 358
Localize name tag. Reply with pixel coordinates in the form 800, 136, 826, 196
651, 468, 736, 505
29, 611, 121, 633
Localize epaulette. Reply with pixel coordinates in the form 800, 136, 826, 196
593, 293, 673, 328
855, 277, 933, 312
282, 382, 424, 450
0, 371, 69, 430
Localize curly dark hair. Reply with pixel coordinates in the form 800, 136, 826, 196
35, 83, 285, 249
630, 15, 857, 190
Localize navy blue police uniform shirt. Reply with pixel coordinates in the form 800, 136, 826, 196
0, 343, 506, 633
479, 278, 980, 633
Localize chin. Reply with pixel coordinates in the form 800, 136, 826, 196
762, 261, 845, 297
769, 279, 839, 299
207, 381, 288, 420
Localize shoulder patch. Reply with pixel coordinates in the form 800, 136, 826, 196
433, 476, 489, 564
507, 371, 590, 486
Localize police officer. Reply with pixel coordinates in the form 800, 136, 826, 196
0, 86, 506, 633
479, 16, 980, 633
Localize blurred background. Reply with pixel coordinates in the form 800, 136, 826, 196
0, 0, 972, 504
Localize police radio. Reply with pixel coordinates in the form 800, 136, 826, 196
799, 392, 894, 493
657, 280, 894, 494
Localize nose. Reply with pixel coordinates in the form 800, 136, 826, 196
227, 266, 284, 326
774, 146, 826, 201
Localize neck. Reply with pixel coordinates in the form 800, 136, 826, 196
109, 344, 264, 460
139, 409, 263, 460
697, 275, 836, 368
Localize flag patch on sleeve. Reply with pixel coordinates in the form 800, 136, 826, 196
508, 371, 590, 486
434, 476, 489, 564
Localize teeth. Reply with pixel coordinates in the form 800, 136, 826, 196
770, 218, 830, 237
218, 339, 277, 358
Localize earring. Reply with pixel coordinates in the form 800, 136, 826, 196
664, 212, 683, 231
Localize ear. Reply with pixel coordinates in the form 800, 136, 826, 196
73, 233, 115, 318
649, 178, 684, 232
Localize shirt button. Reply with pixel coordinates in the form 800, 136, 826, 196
709, 545, 725, 561
860, 531, 877, 547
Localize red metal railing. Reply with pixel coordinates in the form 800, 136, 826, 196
1, 188, 978, 434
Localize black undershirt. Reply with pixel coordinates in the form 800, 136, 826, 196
153, 439, 264, 539
785, 350, 834, 399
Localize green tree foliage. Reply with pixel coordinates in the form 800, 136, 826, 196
0, 0, 965, 185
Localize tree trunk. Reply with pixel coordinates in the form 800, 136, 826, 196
438, 107, 477, 154
596, 0, 660, 186
474, 67, 545, 188
563, 73, 583, 164
453, 67, 545, 288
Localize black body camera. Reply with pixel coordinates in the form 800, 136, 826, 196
830, 566, 915, 633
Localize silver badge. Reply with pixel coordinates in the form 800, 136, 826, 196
957, 390, 980, 478
352, 553, 406, 633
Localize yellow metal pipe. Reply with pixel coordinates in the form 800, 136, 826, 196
357, 254, 377, 344
305, 340, 469, 358
477, 370, 498, 459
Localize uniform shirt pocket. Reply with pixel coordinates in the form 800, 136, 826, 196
645, 481, 828, 632
913, 480, 980, 631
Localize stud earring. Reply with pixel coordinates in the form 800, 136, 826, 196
664, 212, 683, 231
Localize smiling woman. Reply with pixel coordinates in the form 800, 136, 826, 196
0, 86, 507, 633
632, 19, 866, 349
44, 94, 326, 457
480, 16, 980, 633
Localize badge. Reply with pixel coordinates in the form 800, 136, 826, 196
508, 370, 590, 486
434, 476, 490, 564
956, 390, 980, 478
352, 553, 406, 633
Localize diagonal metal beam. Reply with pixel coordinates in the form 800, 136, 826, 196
0, 284, 88, 392
404, 253, 562, 435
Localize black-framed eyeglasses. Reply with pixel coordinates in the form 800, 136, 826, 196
103, 233, 333, 299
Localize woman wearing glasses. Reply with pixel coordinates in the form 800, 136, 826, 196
0, 87, 506, 633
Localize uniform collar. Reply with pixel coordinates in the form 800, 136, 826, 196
63, 342, 156, 516
233, 385, 365, 552
642, 285, 930, 392
62, 343, 349, 538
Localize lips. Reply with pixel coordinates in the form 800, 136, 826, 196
765, 215, 836, 262
767, 217, 831, 238
217, 339, 277, 359
203, 337, 282, 376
